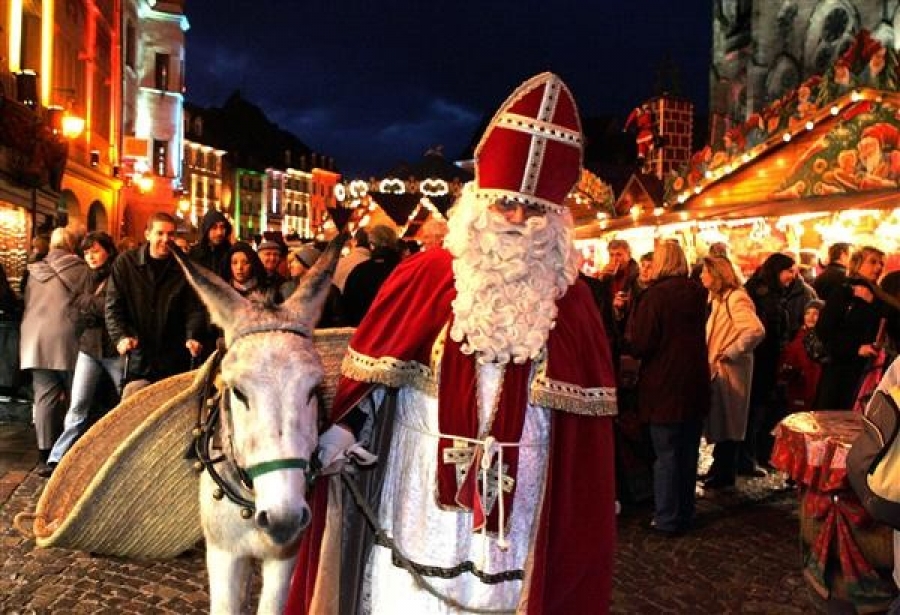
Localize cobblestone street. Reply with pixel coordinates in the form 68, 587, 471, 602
0, 420, 834, 613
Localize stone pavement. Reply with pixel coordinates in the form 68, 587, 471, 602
0, 418, 859, 613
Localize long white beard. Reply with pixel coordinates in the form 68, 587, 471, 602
444, 184, 577, 365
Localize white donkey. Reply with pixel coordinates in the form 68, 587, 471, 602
171, 234, 346, 614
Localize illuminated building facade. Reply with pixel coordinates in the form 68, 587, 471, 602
182, 94, 338, 242
0, 0, 122, 286
283, 167, 313, 239
118, 0, 188, 238
180, 138, 225, 234
311, 166, 339, 232
232, 167, 263, 241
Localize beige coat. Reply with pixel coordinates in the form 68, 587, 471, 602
706, 288, 765, 442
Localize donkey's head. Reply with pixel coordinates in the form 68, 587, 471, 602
171, 235, 347, 548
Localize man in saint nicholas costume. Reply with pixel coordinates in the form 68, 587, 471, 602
285, 72, 618, 614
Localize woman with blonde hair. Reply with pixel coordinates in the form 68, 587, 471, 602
699, 256, 765, 489
626, 239, 709, 535
814, 245, 887, 409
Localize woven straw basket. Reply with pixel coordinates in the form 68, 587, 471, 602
14, 327, 353, 560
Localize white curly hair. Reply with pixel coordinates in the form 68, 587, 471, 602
443, 182, 578, 365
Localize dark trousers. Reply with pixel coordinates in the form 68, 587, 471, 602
708, 439, 738, 483
740, 394, 784, 470
649, 419, 702, 532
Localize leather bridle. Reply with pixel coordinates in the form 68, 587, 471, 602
188, 325, 321, 519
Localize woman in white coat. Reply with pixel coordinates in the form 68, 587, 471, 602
700, 256, 766, 489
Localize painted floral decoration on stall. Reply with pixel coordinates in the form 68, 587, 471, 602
773, 102, 900, 199
663, 29, 900, 205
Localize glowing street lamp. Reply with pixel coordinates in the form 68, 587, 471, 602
136, 175, 154, 193
61, 113, 85, 139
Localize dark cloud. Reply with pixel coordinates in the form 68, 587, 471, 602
184, 1, 712, 177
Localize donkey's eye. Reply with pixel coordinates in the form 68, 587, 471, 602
232, 387, 249, 408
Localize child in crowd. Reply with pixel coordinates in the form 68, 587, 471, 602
778, 299, 824, 413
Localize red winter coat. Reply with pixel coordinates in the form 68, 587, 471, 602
778, 327, 822, 412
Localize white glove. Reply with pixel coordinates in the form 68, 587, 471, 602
317, 424, 358, 475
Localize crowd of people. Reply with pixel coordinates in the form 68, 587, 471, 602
596, 233, 900, 538
0, 205, 449, 479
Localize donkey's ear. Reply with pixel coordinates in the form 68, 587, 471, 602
282, 232, 349, 325
169, 240, 247, 334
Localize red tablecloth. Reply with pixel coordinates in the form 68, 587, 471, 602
770, 410, 861, 492
771, 411, 894, 609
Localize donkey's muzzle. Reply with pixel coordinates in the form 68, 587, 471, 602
255, 506, 311, 545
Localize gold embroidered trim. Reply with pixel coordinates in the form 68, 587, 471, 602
531, 381, 618, 416
341, 347, 437, 395
531, 355, 618, 416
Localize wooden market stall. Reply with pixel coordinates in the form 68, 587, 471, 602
578, 30, 900, 277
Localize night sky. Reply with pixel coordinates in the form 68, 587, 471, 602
183, 1, 713, 178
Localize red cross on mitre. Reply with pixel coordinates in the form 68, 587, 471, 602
474, 72, 584, 214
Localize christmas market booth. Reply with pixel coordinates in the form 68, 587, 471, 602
576, 32, 900, 277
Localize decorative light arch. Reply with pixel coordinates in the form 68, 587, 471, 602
349, 180, 369, 198
379, 178, 405, 194
420, 178, 449, 196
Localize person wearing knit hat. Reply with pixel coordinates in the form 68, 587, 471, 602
806, 298, 825, 312
256, 239, 286, 291
280, 244, 322, 300
294, 244, 321, 269
778, 296, 825, 414
287, 72, 617, 615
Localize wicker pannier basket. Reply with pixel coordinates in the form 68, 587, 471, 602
14, 327, 353, 559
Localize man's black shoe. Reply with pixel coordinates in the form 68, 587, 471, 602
36, 462, 56, 478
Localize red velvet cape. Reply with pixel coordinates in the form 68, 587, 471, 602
286, 248, 617, 614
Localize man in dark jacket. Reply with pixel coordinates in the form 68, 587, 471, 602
596, 239, 641, 352
105, 212, 205, 398
341, 225, 401, 326
188, 209, 233, 359
257, 239, 287, 292
813, 242, 850, 303
188, 209, 232, 277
